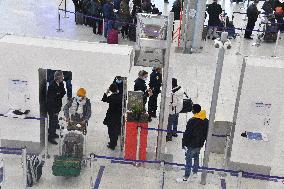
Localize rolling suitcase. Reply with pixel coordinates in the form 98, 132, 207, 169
52, 155, 81, 177
62, 132, 84, 159
107, 29, 119, 44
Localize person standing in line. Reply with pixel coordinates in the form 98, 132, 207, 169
148, 67, 162, 118
46, 71, 66, 145
166, 78, 184, 142
103, 0, 115, 38
102, 84, 122, 150
207, 0, 223, 40
176, 104, 209, 183
244, 0, 260, 39
119, 0, 131, 38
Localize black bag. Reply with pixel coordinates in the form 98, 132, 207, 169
26, 155, 45, 187
179, 93, 193, 113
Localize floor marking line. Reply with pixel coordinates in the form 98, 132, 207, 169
93, 166, 105, 189
221, 178, 226, 189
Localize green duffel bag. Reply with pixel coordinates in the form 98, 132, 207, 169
52, 155, 81, 177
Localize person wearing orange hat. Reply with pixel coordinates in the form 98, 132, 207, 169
64, 88, 92, 132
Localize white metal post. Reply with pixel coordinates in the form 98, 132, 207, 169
42, 117, 50, 159
201, 33, 228, 185
56, 10, 64, 32
22, 148, 27, 189
272, 30, 281, 57
135, 126, 141, 166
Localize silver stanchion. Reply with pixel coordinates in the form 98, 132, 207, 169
135, 126, 141, 167
21, 147, 27, 189
42, 117, 50, 159
102, 18, 105, 38
62, 0, 69, 18
160, 161, 165, 189
58, 118, 63, 156
0, 159, 4, 188
237, 171, 243, 189
272, 30, 281, 57
236, 28, 243, 55
56, 10, 64, 32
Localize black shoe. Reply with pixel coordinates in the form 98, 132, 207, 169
107, 144, 115, 150
166, 136, 172, 142
244, 36, 253, 40
172, 133, 178, 137
48, 138, 58, 145
212, 37, 216, 40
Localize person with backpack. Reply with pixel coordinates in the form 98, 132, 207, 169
207, 0, 223, 40
166, 78, 184, 142
176, 104, 209, 183
244, 0, 260, 39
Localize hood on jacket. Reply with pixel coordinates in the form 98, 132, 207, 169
193, 110, 207, 120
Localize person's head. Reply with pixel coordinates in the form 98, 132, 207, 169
76, 88, 87, 101
155, 67, 162, 73
54, 70, 64, 83
109, 83, 118, 93
213, 0, 218, 3
254, 0, 259, 4
115, 76, 123, 84
172, 78, 177, 89
138, 70, 148, 81
192, 104, 201, 114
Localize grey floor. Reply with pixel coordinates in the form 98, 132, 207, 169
0, 0, 284, 188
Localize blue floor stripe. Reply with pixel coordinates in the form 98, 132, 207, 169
220, 179, 226, 189
93, 166, 105, 189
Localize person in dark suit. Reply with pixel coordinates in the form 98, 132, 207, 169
113, 76, 124, 95
207, 0, 223, 40
46, 71, 66, 145
134, 70, 152, 111
148, 67, 162, 118
102, 84, 122, 150
244, 0, 260, 39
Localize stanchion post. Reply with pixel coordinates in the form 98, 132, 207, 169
160, 161, 165, 189
22, 147, 27, 189
56, 10, 64, 32
236, 28, 243, 55
102, 18, 105, 38
135, 126, 141, 166
42, 117, 50, 159
62, 0, 69, 18
272, 30, 281, 57
237, 171, 243, 189
59, 118, 63, 156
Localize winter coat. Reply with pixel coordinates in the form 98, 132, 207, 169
149, 70, 162, 95
119, 0, 130, 24
171, 0, 181, 20
102, 93, 122, 127
247, 3, 260, 21
134, 78, 148, 104
63, 97, 92, 122
88, 1, 101, 16
207, 2, 222, 27
46, 81, 66, 115
82, 0, 91, 12
169, 86, 184, 115
103, 2, 114, 19
113, 0, 121, 10
262, 0, 274, 14
182, 110, 209, 149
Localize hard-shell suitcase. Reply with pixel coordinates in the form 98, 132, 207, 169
107, 29, 119, 44
52, 155, 81, 177
75, 11, 84, 25
62, 132, 84, 159
264, 24, 278, 42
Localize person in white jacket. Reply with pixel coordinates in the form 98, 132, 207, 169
166, 78, 184, 142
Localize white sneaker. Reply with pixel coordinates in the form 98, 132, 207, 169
176, 177, 188, 183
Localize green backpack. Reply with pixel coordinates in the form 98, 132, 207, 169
52, 155, 81, 177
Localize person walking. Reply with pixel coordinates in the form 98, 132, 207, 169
46, 71, 66, 145
207, 0, 223, 40
176, 104, 209, 183
244, 0, 260, 39
166, 78, 183, 142
148, 67, 162, 118
102, 84, 122, 150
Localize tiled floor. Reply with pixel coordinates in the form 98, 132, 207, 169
0, 0, 284, 188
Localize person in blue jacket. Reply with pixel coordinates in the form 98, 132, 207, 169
103, 0, 115, 38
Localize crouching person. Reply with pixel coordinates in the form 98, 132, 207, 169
64, 88, 92, 134
177, 104, 208, 183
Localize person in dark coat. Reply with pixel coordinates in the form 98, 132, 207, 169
134, 70, 152, 111
171, 0, 181, 21
46, 71, 66, 145
244, 0, 260, 39
102, 84, 122, 150
176, 104, 208, 183
87, 0, 102, 34
148, 67, 162, 118
119, 0, 130, 38
274, 0, 284, 31
103, 0, 115, 38
113, 76, 124, 95
207, 0, 223, 40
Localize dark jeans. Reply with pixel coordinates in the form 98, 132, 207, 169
184, 147, 201, 178
245, 18, 256, 37
167, 113, 179, 137
48, 113, 59, 138
107, 125, 120, 148
148, 93, 158, 116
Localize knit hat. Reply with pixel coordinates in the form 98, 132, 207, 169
77, 88, 86, 97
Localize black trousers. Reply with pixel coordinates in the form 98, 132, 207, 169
148, 93, 158, 115
121, 24, 129, 37
48, 113, 59, 138
245, 18, 256, 37
108, 125, 120, 148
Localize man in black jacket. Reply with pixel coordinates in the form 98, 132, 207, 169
245, 0, 260, 39
207, 0, 223, 40
148, 67, 162, 118
102, 84, 122, 150
177, 104, 208, 182
46, 71, 66, 145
